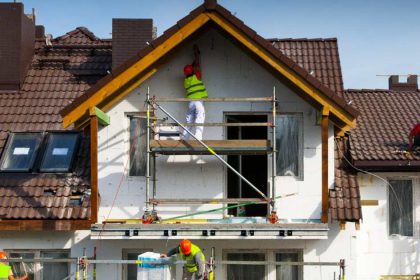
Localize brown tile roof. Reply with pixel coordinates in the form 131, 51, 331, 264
0, 27, 111, 220
344, 89, 420, 169
60, 1, 358, 125
330, 136, 362, 222
270, 38, 344, 96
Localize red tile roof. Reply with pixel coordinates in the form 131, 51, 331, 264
344, 89, 420, 168
270, 38, 344, 96
0, 27, 111, 220
330, 136, 362, 222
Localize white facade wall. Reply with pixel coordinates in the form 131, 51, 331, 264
355, 172, 420, 280
97, 27, 335, 222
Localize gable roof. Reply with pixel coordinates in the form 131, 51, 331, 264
60, 0, 358, 131
0, 28, 111, 224
344, 89, 420, 169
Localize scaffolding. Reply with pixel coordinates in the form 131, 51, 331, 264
1, 255, 347, 280
142, 87, 278, 222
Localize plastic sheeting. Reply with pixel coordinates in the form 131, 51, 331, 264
389, 180, 413, 236
275, 115, 302, 178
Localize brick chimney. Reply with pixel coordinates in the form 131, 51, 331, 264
389, 75, 418, 91
0, 3, 35, 90
112, 19, 153, 70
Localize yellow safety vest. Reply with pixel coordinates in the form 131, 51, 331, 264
179, 244, 205, 273
184, 74, 208, 99
0, 263, 11, 279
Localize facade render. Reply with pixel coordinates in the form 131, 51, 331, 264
0, 0, 418, 279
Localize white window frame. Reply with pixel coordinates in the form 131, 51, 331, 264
275, 113, 304, 180
5, 249, 70, 280
387, 177, 420, 239
222, 249, 303, 280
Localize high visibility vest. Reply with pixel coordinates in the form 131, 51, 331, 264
184, 74, 208, 99
0, 263, 11, 279
179, 244, 205, 273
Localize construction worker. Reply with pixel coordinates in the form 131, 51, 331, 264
408, 122, 420, 151
161, 239, 206, 280
0, 252, 28, 280
182, 45, 208, 141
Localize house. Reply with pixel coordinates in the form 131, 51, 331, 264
338, 78, 420, 279
1, 0, 417, 279
60, 0, 360, 279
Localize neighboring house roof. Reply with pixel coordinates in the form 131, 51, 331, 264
0, 27, 111, 226
330, 136, 362, 223
345, 89, 420, 169
60, 0, 358, 132
269, 38, 344, 96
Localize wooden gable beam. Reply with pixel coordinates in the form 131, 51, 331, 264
321, 107, 329, 223
63, 14, 211, 128
206, 12, 356, 129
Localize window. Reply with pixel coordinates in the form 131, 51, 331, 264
389, 179, 413, 236
7, 250, 69, 280
226, 252, 265, 280
276, 114, 303, 179
276, 252, 302, 280
122, 249, 155, 280
40, 133, 79, 172
0, 133, 43, 172
129, 115, 147, 176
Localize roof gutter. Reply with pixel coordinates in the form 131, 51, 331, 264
353, 160, 420, 171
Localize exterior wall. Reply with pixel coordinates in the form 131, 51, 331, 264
97, 27, 335, 222
356, 172, 420, 280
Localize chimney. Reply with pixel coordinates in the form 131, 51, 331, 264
35, 25, 45, 39
112, 19, 153, 70
0, 3, 35, 90
389, 75, 418, 91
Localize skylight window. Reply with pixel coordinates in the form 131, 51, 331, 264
40, 133, 79, 172
0, 133, 43, 172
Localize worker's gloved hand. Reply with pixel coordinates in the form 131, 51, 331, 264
160, 254, 167, 258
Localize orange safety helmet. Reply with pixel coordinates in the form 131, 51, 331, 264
180, 239, 192, 255
0, 251, 7, 259
183, 64, 193, 76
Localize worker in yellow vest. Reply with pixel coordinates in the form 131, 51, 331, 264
0, 252, 28, 280
182, 45, 208, 141
161, 239, 206, 280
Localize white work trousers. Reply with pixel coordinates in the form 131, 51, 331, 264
182, 101, 205, 140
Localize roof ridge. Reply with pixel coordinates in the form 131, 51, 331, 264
54, 27, 99, 43
267, 38, 338, 42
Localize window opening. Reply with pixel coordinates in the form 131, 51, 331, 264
276, 114, 303, 179
0, 133, 43, 172
225, 252, 265, 280
389, 179, 413, 236
128, 114, 147, 176
226, 114, 268, 217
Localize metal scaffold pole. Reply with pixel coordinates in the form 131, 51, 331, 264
271, 86, 277, 212
150, 99, 270, 202
145, 87, 151, 211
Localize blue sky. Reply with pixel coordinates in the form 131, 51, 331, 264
8, 0, 420, 89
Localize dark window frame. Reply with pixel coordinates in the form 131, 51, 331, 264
39, 132, 80, 173
0, 132, 44, 172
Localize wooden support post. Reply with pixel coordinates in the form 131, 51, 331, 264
90, 114, 99, 223
321, 107, 329, 223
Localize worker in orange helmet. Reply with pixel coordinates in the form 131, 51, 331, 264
0, 251, 28, 280
408, 122, 420, 151
161, 239, 206, 280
